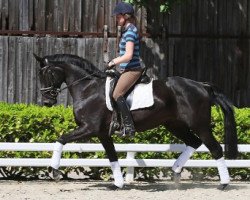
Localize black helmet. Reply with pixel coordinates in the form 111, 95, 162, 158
112, 2, 134, 16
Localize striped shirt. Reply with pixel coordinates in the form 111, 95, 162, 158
119, 24, 140, 70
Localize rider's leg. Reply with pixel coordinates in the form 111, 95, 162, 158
115, 96, 135, 136
112, 69, 142, 100
112, 69, 142, 136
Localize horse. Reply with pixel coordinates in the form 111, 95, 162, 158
33, 53, 238, 190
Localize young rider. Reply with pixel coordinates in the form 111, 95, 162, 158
107, 2, 142, 137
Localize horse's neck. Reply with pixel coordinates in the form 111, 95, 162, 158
67, 77, 105, 102
60, 62, 106, 102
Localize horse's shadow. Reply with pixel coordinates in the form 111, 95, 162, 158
88, 181, 246, 192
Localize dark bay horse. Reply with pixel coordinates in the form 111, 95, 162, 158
34, 53, 237, 190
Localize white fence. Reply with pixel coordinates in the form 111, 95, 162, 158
0, 143, 250, 181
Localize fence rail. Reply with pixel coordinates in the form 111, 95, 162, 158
0, 143, 249, 181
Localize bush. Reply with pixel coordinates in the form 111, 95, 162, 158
0, 102, 249, 180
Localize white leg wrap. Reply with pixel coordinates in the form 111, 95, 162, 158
172, 146, 195, 173
110, 161, 124, 188
216, 157, 230, 184
51, 142, 63, 169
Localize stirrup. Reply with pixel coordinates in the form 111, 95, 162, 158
109, 120, 120, 136
121, 126, 135, 137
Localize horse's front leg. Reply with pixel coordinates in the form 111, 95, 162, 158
50, 141, 64, 181
172, 146, 196, 184
50, 124, 93, 181
99, 136, 124, 189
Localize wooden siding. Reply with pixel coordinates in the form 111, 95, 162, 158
0, 0, 249, 107
0, 0, 147, 33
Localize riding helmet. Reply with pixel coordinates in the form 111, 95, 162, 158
112, 2, 134, 16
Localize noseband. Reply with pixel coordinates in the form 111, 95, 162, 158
40, 86, 60, 100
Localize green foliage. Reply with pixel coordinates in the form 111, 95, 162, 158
123, 0, 184, 13
0, 102, 77, 180
0, 102, 249, 181
0, 102, 76, 143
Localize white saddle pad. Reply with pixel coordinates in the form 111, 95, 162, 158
105, 77, 154, 111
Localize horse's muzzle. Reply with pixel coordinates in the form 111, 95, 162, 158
42, 98, 57, 107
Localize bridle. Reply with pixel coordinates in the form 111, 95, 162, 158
40, 64, 61, 100
40, 60, 101, 100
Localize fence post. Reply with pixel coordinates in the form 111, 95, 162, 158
116, 26, 121, 56
125, 151, 136, 183
103, 25, 109, 63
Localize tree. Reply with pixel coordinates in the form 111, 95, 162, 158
123, 0, 184, 13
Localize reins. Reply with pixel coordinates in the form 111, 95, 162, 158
59, 71, 101, 92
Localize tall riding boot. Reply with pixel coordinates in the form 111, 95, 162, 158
115, 96, 135, 137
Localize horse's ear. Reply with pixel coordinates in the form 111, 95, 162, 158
33, 53, 44, 64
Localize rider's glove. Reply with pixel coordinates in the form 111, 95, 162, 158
107, 60, 116, 69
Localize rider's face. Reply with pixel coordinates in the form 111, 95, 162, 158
116, 14, 126, 26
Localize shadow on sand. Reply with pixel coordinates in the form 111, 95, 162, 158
87, 180, 247, 192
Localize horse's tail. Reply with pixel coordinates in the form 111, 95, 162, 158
203, 83, 238, 159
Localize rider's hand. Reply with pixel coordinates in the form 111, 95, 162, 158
107, 60, 116, 69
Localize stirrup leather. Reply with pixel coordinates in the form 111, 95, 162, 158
108, 110, 121, 136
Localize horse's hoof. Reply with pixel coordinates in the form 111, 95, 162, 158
53, 169, 62, 182
48, 167, 62, 182
48, 166, 53, 173
217, 184, 229, 190
107, 184, 122, 190
172, 172, 181, 184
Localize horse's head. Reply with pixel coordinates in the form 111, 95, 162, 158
34, 54, 65, 107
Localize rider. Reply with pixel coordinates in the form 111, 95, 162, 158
107, 2, 142, 137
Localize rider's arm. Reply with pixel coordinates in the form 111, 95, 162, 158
108, 41, 134, 67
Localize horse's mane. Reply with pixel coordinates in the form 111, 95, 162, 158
44, 54, 106, 79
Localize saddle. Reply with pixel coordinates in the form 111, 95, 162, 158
105, 67, 151, 97
105, 67, 151, 136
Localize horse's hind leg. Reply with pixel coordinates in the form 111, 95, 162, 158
166, 123, 202, 183
99, 136, 124, 189
195, 126, 230, 190
166, 124, 202, 181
